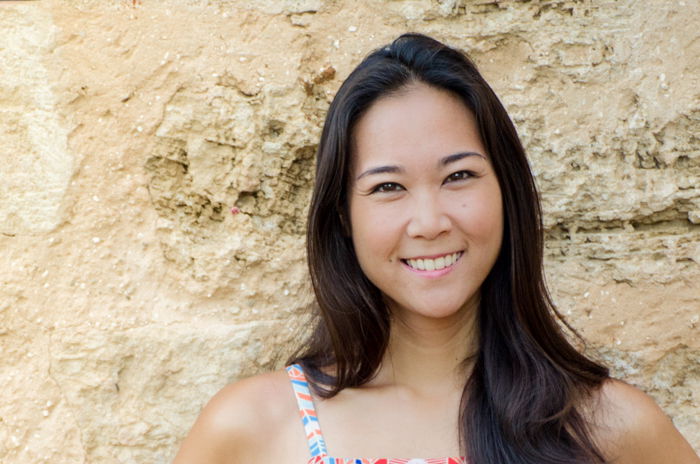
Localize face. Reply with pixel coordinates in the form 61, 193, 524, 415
348, 82, 503, 323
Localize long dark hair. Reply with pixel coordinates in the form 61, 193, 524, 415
290, 33, 610, 463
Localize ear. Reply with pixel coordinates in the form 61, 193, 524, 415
339, 211, 351, 237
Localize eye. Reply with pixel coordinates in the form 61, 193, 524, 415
370, 182, 404, 194
443, 170, 474, 184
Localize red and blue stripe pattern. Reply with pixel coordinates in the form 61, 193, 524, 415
287, 364, 328, 457
312, 459, 465, 464
286, 364, 467, 464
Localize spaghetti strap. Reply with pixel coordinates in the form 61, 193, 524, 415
286, 364, 329, 458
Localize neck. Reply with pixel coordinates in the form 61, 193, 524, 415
372, 301, 478, 396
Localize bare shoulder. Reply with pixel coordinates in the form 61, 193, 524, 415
172, 369, 300, 464
590, 378, 699, 463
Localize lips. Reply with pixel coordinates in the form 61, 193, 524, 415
401, 251, 463, 271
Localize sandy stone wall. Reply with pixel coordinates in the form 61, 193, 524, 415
0, 1, 697, 462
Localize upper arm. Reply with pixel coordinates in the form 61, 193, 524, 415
171, 382, 257, 464
171, 371, 292, 464
596, 379, 700, 464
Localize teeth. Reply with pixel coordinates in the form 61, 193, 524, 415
405, 252, 461, 271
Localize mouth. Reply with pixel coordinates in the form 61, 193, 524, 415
401, 251, 463, 271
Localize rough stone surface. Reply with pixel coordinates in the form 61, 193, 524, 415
0, 1, 697, 462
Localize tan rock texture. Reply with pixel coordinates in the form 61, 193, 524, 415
0, 0, 698, 462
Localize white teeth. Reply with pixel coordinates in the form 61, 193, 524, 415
405, 252, 461, 271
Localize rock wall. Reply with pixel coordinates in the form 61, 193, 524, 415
0, 1, 697, 462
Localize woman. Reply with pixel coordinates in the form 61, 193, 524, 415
173, 33, 699, 463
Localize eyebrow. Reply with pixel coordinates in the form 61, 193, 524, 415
440, 151, 485, 165
355, 151, 485, 181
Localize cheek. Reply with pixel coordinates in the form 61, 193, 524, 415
458, 195, 503, 238
349, 201, 380, 255
454, 192, 504, 259
350, 200, 404, 262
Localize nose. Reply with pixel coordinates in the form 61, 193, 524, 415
405, 193, 452, 240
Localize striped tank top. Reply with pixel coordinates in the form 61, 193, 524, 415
286, 364, 467, 464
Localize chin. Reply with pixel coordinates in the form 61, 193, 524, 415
389, 297, 478, 321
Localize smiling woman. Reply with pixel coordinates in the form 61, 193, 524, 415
172, 33, 700, 464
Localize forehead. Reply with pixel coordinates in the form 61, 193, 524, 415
351, 83, 486, 172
